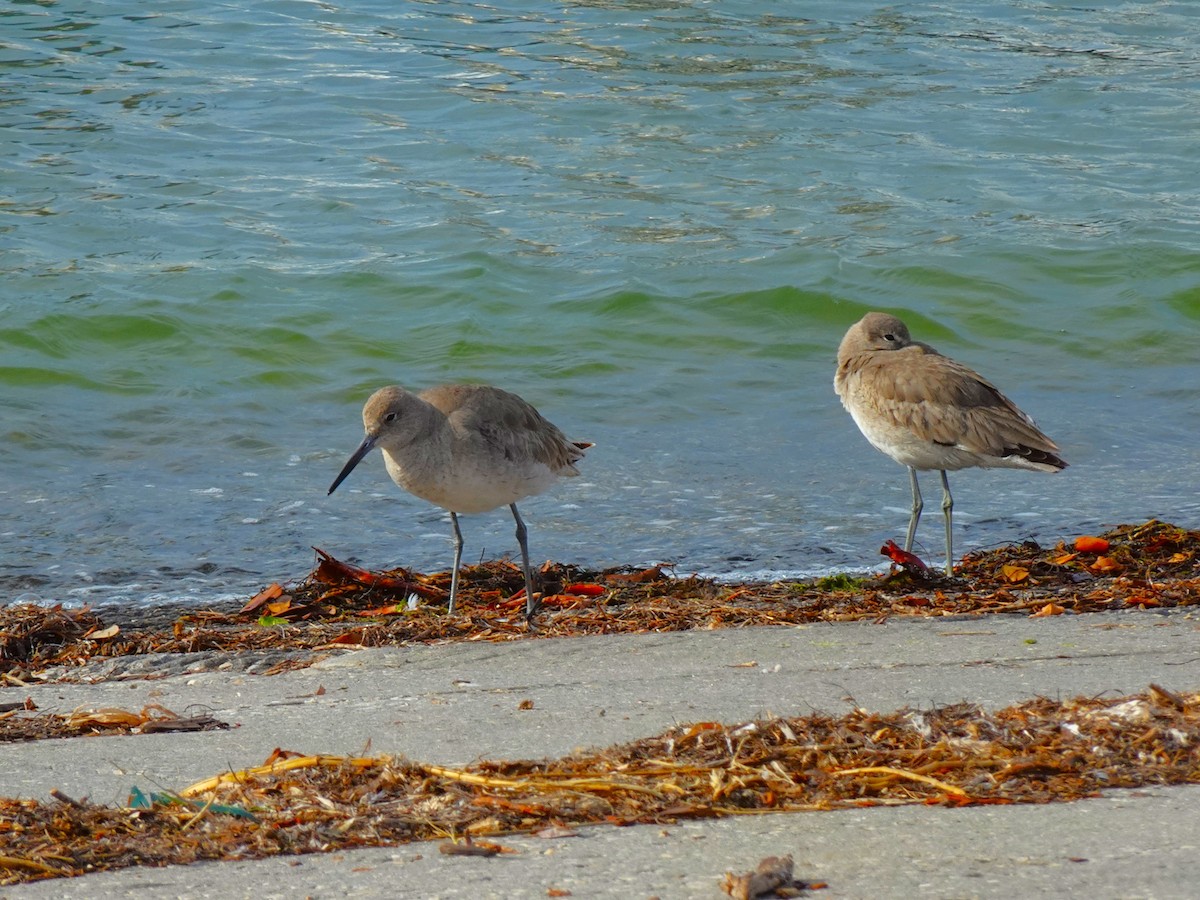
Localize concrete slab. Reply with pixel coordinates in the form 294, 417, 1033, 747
3, 609, 1198, 897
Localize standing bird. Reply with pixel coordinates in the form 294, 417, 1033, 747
328, 384, 591, 619
834, 312, 1066, 576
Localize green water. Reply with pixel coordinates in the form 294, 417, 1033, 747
2, 2, 1198, 605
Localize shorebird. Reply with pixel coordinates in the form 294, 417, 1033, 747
834, 312, 1066, 576
328, 384, 591, 619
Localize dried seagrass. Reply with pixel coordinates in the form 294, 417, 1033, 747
1, 686, 1198, 885
1, 521, 1197, 690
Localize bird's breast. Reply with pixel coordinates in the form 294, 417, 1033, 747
382, 448, 560, 514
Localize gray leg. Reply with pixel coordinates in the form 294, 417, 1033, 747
904, 467, 923, 553
510, 503, 539, 621
939, 470, 954, 577
448, 511, 464, 615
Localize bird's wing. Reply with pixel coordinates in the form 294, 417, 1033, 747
431, 385, 587, 474
860, 347, 1064, 463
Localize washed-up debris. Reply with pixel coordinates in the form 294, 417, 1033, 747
127, 786, 256, 820
0, 704, 229, 743
721, 854, 825, 898
880, 540, 933, 578
438, 836, 515, 857
0, 605, 101, 678
0, 521, 1197, 689
1, 686, 1198, 885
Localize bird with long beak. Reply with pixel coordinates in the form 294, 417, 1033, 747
328, 384, 591, 619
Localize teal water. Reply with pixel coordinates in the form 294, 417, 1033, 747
2, 2, 1199, 607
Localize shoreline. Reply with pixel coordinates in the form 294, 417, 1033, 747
1, 520, 1198, 894
4, 519, 1197, 690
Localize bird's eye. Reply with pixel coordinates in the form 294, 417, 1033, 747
883, 332, 895, 342
384, 412, 397, 423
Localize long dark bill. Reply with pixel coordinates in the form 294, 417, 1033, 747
328, 434, 377, 495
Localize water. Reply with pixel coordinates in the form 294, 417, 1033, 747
3, 1, 1199, 608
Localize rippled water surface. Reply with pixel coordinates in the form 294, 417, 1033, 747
3, 1, 1199, 607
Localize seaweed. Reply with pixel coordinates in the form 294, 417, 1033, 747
1, 686, 1197, 884
1, 521, 1196, 689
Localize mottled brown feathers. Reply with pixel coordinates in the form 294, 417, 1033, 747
835, 312, 1066, 470
419, 384, 588, 475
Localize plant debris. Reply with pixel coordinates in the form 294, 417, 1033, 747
437, 835, 514, 857
1, 521, 1197, 689
0, 605, 102, 681
0, 685, 1197, 884
721, 854, 823, 898
0, 704, 229, 743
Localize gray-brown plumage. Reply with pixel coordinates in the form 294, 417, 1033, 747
835, 312, 1066, 575
328, 384, 591, 618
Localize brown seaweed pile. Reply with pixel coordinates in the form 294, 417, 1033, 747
1, 521, 1196, 688
1, 685, 1196, 885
